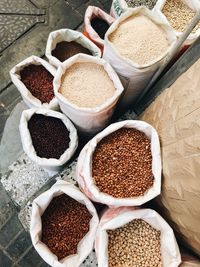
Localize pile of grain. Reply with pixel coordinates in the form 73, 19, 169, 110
92, 128, 154, 198
108, 219, 162, 267
59, 62, 115, 108
125, 0, 158, 10
162, 0, 200, 33
42, 194, 92, 260
109, 15, 169, 65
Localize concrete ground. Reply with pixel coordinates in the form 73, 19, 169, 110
0, 1, 112, 266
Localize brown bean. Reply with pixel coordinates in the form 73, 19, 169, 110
41, 194, 92, 261
20, 64, 54, 103
92, 128, 154, 198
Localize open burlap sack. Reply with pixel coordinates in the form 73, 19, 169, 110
30, 180, 99, 267
19, 109, 78, 175
83, 6, 115, 51
103, 7, 177, 108
46, 29, 101, 68
76, 120, 161, 207
140, 57, 200, 256
53, 54, 124, 134
10, 56, 58, 110
95, 207, 181, 267
154, 0, 200, 47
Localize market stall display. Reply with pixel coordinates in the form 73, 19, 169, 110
7, 2, 200, 266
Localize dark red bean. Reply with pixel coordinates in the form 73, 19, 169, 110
28, 114, 70, 159
20, 64, 54, 103
41, 194, 92, 260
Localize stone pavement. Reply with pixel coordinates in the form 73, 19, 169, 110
0, 1, 112, 266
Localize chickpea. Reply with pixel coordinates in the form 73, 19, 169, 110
108, 219, 162, 267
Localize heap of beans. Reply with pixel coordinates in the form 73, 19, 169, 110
109, 15, 169, 65
41, 194, 92, 260
125, 0, 157, 10
52, 41, 92, 62
91, 17, 110, 39
20, 64, 54, 103
108, 219, 162, 267
92, 128, 154, 198
162, 0, 200, 33
28, 114, 70, 159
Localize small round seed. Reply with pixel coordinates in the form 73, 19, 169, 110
92, 128, 154, 198
41, 194, 92, 261
20, 64, 54, 103
125, 0, 157, 10
108, 219, 162, 267
162, 0, 200, 33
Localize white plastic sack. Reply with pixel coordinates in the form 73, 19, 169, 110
10, 55, 58, 110
76, 120, 161, 206
95, 207, 181, 267
45, 29, 101, 69
19, 108, 78, 175
53, 54, 124, 134
110, 0, 128, 18
30, 180, 99, 267
103, 7, 177, 108
83, 6, 115, 48
154, 0, 200, 46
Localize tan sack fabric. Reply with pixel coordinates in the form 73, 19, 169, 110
180, 247, 200, 266
140, 58, 200, 256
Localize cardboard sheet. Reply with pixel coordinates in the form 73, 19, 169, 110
180, 248, 200, 267
140, 58, 200, 255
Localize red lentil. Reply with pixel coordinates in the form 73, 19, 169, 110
52, 41, 92, 62
92, 128, 154, 198
20, 64, 54, 103
28, 114, 70, 159
41, 194, 92, 261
